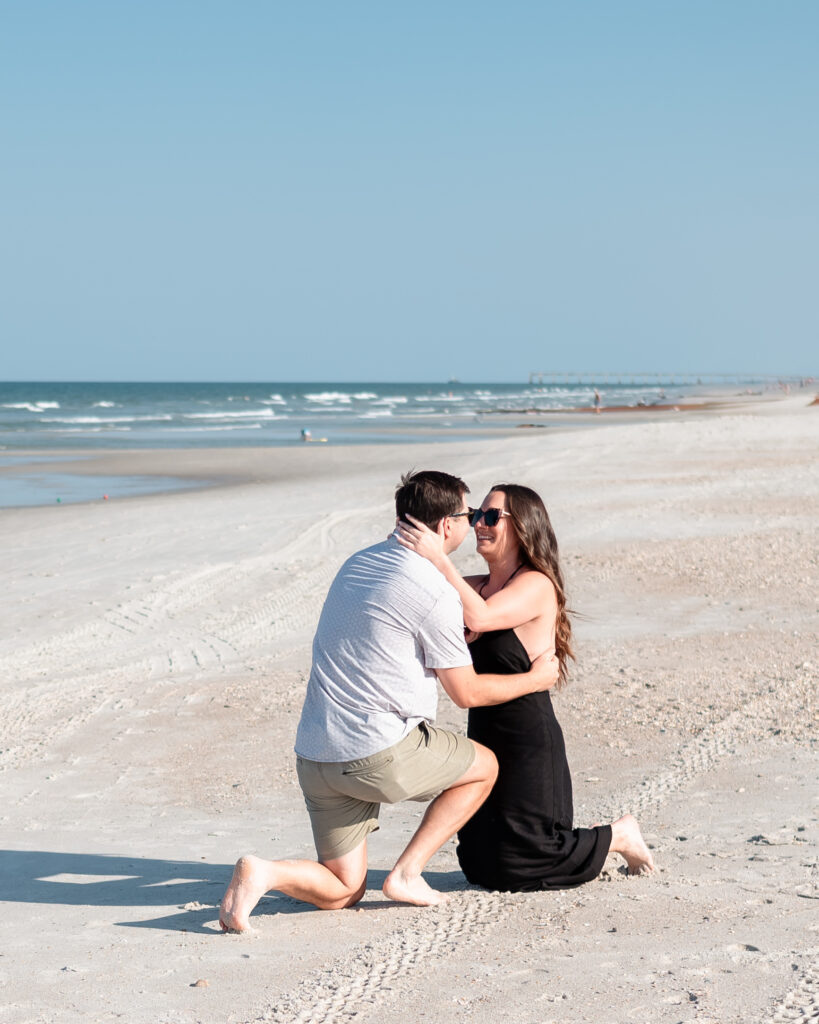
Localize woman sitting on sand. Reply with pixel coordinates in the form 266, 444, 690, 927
396, 483, 653, 891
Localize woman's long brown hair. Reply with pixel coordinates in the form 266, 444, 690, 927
491, 483, 575, 686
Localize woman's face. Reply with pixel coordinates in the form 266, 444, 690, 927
474, 489, 520, 562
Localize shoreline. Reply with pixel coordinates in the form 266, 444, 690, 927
1, 390, 811, 510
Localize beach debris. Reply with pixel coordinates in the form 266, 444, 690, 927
191, 978, 210, 988
183, 901, 209, 910
747, 830, 799, 845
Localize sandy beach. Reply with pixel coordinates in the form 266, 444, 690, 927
1, 393, 817, 1024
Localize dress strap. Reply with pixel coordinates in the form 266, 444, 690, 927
479, 562, 525, 597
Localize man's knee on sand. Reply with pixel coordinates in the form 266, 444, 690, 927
314, 875, 367, 911
313, 842, 370, 911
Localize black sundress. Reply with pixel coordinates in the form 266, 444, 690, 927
457, 628, 611, 891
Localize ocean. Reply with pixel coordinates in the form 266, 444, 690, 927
0, 379, 696, 452
0, 378, 748, 508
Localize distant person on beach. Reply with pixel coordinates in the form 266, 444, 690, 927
300, 427, 328, 443
219, 471, 559, 931
396, 483, 654, 891
593, 388, 602, 413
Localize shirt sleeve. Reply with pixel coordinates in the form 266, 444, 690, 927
416, 589, 472, 669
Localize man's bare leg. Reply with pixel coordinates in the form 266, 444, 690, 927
608, 813, 655, 874
383, 742, 498, 907
220, 840, 368, 932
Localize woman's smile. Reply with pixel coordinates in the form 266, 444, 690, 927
475, 530, 498, 552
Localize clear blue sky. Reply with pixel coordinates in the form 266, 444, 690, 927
2, 1, 816, 381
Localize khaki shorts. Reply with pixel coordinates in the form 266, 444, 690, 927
296, 723, 476, 861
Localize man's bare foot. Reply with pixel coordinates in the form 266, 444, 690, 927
382, 867, 449, 906
219, 855, 270, 932
610, 814, 655, 875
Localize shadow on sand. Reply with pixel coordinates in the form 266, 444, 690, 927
0, 850, 470, 933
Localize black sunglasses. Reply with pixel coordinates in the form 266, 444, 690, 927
470, 507, 509, 527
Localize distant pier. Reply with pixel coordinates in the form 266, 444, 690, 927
526, 372, 804, 387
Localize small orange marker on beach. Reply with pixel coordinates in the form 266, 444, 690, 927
103, 494, 109, 500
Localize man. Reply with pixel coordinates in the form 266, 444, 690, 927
220, 470, 558, 931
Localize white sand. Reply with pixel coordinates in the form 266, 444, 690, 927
1, 395, 817, 1024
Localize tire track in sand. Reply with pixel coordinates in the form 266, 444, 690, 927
765, 953, 819, 1023
254, 890, 537, 1024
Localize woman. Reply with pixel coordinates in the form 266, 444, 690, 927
397, 483, 653, 892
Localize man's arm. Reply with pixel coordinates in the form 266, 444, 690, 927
436, 652, 559, 709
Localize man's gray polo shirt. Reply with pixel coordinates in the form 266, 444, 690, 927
294, 536, 471, 762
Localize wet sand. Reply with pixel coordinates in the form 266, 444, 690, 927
1, 393, 817, 1023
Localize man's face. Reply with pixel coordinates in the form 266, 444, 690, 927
441, 497, 473, 554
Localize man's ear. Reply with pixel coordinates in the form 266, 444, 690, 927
436, 517, 449, 539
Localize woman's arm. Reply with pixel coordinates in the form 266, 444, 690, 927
460, 570, 555, 633
395, 516, 556, 632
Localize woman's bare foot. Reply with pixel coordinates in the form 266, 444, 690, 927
219, 855, 271, 932
382, 867, 449, 906
609, 814, 655, 875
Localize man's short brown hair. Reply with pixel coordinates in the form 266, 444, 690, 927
394, 470, 469, 530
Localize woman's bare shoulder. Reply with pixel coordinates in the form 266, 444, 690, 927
515, 566, 553, 585
512, 568, 558, 600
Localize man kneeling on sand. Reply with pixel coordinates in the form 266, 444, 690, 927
220, 470, 559, 931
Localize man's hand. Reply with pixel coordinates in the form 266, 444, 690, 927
528, 650, 560, 692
